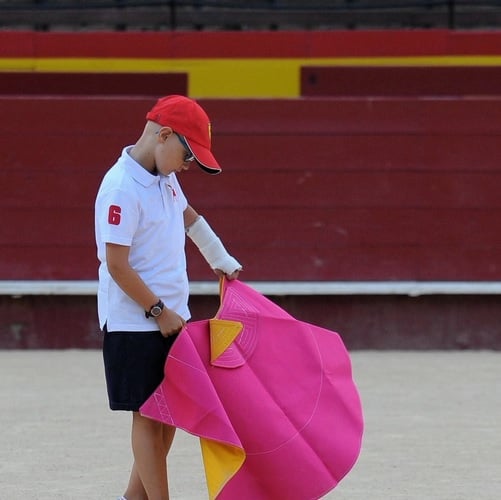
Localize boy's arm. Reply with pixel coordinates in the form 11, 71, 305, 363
183, 204, 199, 228
184, 205, 242, 280
106, 242, 186, 336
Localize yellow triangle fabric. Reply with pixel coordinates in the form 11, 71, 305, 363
209, 319, 243, 362
200, 437, 246, 500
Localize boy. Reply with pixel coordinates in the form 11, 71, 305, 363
94, 95, 241, 500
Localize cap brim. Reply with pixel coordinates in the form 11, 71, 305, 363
185, 139, 222, 175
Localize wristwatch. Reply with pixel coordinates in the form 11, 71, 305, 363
145, 299, 164, 319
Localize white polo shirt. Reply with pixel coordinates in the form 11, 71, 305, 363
95, 146, 190, 331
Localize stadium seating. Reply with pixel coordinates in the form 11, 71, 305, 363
0, 1, 500, 31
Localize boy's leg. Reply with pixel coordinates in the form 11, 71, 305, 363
162, 421, 177, 459
129, 411, 176, 500
124, 422, 177, 500
124, 461, 147, 500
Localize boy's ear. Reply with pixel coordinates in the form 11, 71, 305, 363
156, 126, 174, 142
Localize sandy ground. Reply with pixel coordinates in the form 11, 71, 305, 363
1, 349, 500, 500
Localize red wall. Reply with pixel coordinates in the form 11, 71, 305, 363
0, 72, 187, 95
1, 95, 500, 282
3, 294, 501, 350
2, 29, 501, 349
301, 66, 501, 96
2, 29, 501, 58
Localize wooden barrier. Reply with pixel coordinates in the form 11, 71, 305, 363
1, 27, 501, 349
2, 293, 501, 349
0, 72, 187, 95
2, 30, 501, 98
1, 96, 500, 283
301, 66, 501, 96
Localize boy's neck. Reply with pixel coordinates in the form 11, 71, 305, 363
129, 143, 156, 174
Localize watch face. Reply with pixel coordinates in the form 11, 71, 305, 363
151, 306, 162, 317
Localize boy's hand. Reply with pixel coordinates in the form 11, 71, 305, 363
215, 268, 241, 281
186, 216, 242, 277
156, 307, 186, 337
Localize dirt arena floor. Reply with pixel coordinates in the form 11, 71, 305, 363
1, 349, 500, 500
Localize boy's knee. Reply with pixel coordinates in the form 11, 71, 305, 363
133, 412, 162, 432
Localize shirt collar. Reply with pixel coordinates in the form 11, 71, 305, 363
121, 146, 161, 187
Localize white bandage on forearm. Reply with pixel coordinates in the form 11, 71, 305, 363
186, 216, 242, 274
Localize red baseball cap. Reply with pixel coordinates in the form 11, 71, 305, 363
146, 95, 221, 174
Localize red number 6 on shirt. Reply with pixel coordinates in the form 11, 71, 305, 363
108, 205, 122, 225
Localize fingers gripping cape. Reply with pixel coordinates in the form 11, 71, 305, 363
141, 279, 364, 499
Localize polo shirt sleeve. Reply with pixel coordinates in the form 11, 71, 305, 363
96, 187, 139, 247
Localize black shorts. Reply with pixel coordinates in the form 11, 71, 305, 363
103, 328, 178, 411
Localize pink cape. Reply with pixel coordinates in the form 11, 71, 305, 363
141, 280, 363, 499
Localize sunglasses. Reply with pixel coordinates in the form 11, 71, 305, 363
175, 133, 196, 163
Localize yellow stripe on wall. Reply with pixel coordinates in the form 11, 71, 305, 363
2, 56, 501, 98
